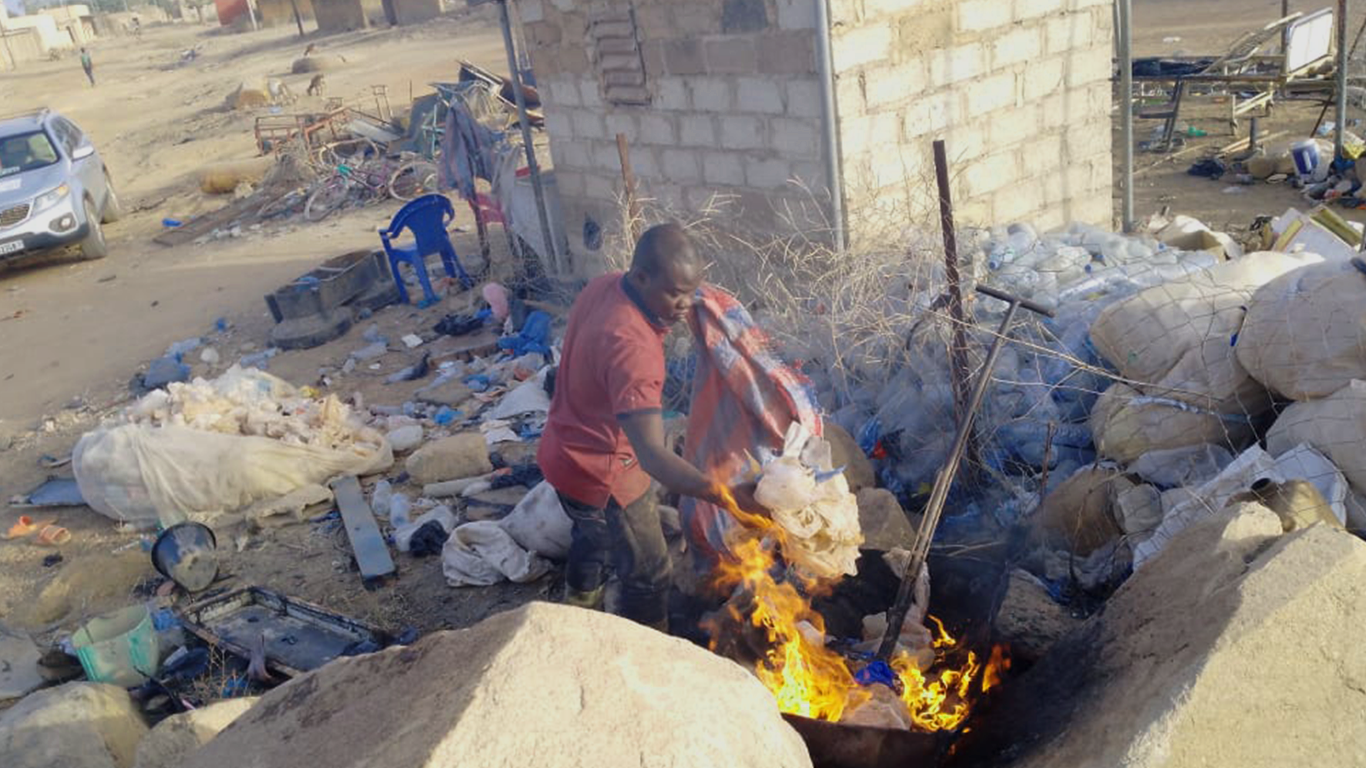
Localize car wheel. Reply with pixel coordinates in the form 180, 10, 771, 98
80, 198, 108, 260
101, 174, 124, 223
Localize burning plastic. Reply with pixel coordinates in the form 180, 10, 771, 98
707, 484, 1006, 732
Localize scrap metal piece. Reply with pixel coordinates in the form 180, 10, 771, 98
331, 476, 396, 584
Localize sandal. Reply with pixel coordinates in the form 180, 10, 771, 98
35, 525, 71, 547
4, 515, 54, 540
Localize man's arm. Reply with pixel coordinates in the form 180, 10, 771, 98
618, 410, 720, 503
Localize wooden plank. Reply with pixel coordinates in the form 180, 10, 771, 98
330, 476, 396, 585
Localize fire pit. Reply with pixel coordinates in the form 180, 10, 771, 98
783, 714, 946, 768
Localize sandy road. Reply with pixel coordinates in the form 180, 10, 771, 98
0, 14, 506, 430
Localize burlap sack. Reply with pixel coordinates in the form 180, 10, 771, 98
1267, 379, 1366, 490
1236, 258, 1366, 401
1090, 382, 1256, 464
1090, 251, 1321, 412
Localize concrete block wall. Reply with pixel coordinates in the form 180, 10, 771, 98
829, 0, 1113, 235
522, 0, 830, 274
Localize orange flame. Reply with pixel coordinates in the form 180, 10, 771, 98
707, 485, 1001, 731
982, 644, 1012, 693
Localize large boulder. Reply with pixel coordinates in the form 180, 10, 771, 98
856, 488, 917, 551
133, 697, 257, 768
1030, 465, 1129, 556
824, 421, 875, 493
0, 623, 43, 702
0, 682, 148, 768
993, 569, 1080, 662
183, 602, 812, 768
959, 504, 1366, 768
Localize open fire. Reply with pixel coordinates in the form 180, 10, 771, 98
709, 493, 1007, 732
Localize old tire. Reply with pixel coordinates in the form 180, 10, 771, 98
101, 174, 124, 223
79, 198, 108, 260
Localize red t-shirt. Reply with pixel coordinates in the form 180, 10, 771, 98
537, 273, 669, 508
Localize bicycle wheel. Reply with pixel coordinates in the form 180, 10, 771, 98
258, 188, 306, 219
305, 177, 350, 222
388, 160, 440, 201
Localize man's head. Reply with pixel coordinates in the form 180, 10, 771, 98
626, 223, 703, 326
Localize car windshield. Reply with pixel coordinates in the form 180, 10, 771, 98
0, 131, 60, 178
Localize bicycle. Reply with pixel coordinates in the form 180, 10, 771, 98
304, 160, 393, 221
387, 158, 440, 201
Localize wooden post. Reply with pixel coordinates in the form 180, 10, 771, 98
616, 133, 641, 242
932, 139, 979, 473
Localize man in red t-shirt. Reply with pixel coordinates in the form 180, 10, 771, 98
537, 223, 753, 630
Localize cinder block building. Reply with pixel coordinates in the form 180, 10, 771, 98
519, 0, 1114, 271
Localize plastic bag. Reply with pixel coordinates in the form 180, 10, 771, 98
442, 521, 550, 587
499, 480, 573, 559
754, 423, 864, 580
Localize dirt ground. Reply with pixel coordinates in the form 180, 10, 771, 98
0, 10, 548, 648
1124, 0, 1366, 233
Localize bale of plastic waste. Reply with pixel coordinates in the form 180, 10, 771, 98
197, 157, 274, 195
1236, 257, 1366, 401
1090, 382, 1255, 464
1267, 379, 1366, 491
1089, 251, 1320, 413
73, 367, 392, 529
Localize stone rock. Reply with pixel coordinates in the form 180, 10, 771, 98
133, 698, 257, 768
9, 551, 154, 628
405, 433, 492, 485
961, 504, 1366, 768
856, 488, 917, 551
0, 624, 43, 701
386, 425, 424, 453
1113, 483, 1163, 535
416, 379, 474, 408
183, 602, 812, 768
0, 682, 148, 768
824, 420, 874, 493
993, 569, 1080, 661
1031, 466, 1130, 556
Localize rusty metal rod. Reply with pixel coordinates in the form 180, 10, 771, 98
932, 140, 979, 473
877, 286, 1055, 662
616, 133, 641, 242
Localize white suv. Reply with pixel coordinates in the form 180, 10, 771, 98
0, 108, 123, 262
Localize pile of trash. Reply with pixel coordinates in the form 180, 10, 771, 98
74, 367, 392, 530
769, 207, 1366, 608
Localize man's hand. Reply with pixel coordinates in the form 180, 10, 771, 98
728, 481, 766, 518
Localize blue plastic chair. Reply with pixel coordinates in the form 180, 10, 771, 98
378, 194, 474, 306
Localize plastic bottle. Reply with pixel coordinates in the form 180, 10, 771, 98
389, 493, 412, 528
371, 480, 393, 518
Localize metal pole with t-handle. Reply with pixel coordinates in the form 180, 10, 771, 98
876, 284, 1055, 662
